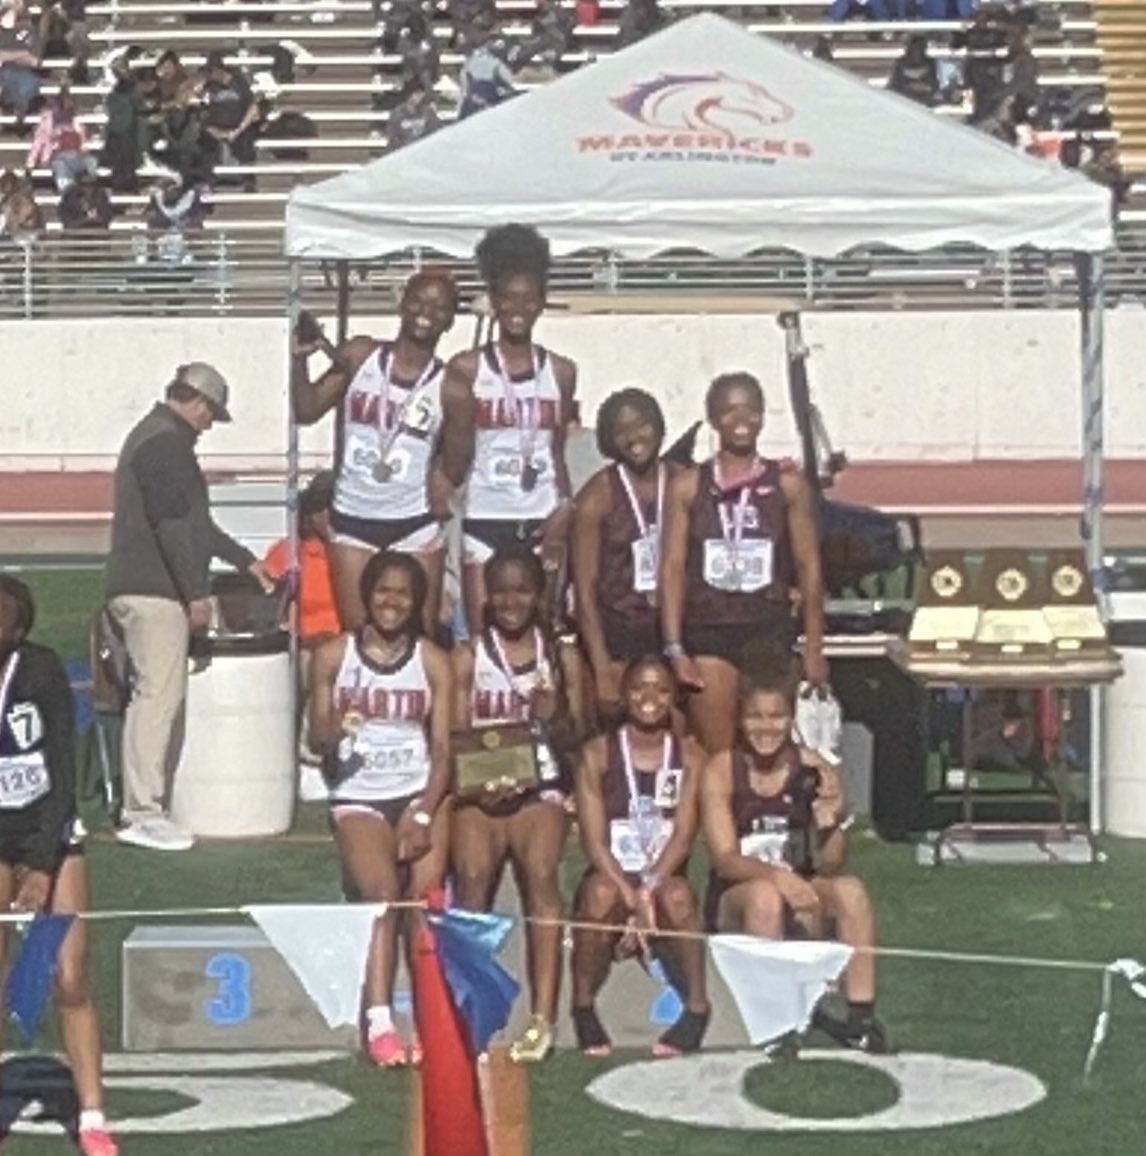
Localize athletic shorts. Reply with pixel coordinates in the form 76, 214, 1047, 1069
0, 818, 85, 873
329, 509, 443, 555
462, 518, 545, 565
684, 612, 796, 676
703, 871, 816, 934
601, 610, 661, 665
329, 793, 421, 827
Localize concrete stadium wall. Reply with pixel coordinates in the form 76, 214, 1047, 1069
2, 308, 1145, 471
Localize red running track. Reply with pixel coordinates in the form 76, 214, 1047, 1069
0, 459, 1144, 521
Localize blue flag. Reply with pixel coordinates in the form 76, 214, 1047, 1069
429, 910, 519, 1055
5, 915, 74, 1043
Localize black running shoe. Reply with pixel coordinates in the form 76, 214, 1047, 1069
811, 1008, 894, 1054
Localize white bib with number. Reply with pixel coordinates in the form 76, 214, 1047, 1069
632, 536, 659, 593
358, 730, 426, 796
0, 754, 50, 810
739, 815, 789, 866
703, 538, 773, 593
610, 817, 671, 873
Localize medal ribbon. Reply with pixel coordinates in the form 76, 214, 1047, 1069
616, 462, 665, 544
712, 459, 756, 582
487, 626, 546, 710
375, 345, 440, 475
493, 343, 541, 478
619, 725, 672, 870
0, 650, 22, 734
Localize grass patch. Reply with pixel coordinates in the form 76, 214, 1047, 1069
743, 1058, 901, 1119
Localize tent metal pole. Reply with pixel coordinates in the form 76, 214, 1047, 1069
286, 259, 304, 711
1079, 251, 1106, 836
336, 260, 350, 346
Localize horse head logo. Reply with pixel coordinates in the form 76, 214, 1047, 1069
610, 72, 793, 144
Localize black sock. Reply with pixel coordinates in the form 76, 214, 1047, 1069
847, 1000, 875, 1026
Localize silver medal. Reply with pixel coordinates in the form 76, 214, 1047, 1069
373, 459, 394, 483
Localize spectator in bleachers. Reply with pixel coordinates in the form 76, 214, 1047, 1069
397, 11, 440, 100
155, 49, 195, 109
145, 173, 206, 264
101, 54, 149, 192
888, 35, 940, 106
514, 0, 573, 82
58, 168, 111, 231
961, 6, 1013, 121
387, 85, 439, 150
0, 0, 41, 138
828, 0, 910, 24
0, 166, 43, 238
446, 0, 495, 50
1002, 21, 1039, 125
917, 0, 975, 19
810, 35, 834, 63
200, 50, 262, 190
616, 0, 668, 48
26, 84, 97, 191
457, 33, 516, 120
977, 93, 1017, 145
37, 0, 90, 85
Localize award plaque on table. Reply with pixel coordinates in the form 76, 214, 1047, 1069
908, 551, 981, 658
453, 725, 541, 800
973, 549, 1053, 659
1042, 549, 1109, 657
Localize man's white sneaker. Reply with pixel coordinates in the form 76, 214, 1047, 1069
116, 816, 195, 852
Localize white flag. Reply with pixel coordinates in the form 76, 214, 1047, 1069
710, 934, 852, 1044
244, 904, 386, 1029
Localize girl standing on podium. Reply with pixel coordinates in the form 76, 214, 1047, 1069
450, 546, 584, 1063
443, 223, 579, 635
290, 269, 469, 636
0, 575, 118, 1156
659, 372, 828, 755
571, 388, 683, 725
308, 551, 454, 1067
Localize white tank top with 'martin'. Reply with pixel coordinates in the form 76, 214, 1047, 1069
333, 635, 431, 801
465, 344, 561, 522
334, 343, 444, 522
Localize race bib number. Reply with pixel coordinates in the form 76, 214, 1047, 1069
376, 448, 411, 482
703, 539, 773, 593
654, 768, 682, 810
610, 816, 671, 874
739, 815, 789, 866
0, 755, 50, 809
631, 536, 659, 594
491, 455, 547, 483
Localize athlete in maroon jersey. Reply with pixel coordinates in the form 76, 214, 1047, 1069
660, 372, 827, 754
572, 656, 710, 1057
291, 269, 467, 635
309, 551, 454, 1067
572, 388, 683, 723
701, 668, 889, 1054
450, 547, 585, 1063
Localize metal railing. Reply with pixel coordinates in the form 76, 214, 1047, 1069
2, 225, 1145, 318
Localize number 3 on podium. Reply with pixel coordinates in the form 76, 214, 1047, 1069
205, 953, 252, 1026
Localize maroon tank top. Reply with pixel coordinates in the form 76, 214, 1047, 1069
601, 727, 683, 823
596, 464, 661, 632
728, 745, 807, 839
683, 458, 794, 627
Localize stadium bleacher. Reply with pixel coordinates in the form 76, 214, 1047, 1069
0, 0, 1138, 241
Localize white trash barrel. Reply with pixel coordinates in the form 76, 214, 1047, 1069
171, 633, 295, 839
1104, 585, 1146, 838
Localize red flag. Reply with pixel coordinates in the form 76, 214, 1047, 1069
413, 919, 490, 1156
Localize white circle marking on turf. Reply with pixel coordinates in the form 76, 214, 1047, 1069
585, 1049, 1047, 1132
11, 1055, 354, 1135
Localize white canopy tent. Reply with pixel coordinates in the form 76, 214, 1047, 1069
285, 12, 1112, 259
282, 13, 1116, 830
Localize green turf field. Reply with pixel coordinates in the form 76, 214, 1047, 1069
5, 570, 1146, 1156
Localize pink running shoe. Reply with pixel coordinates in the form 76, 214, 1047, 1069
79, 1128, 119, 1156
367, 1030, 408, 1068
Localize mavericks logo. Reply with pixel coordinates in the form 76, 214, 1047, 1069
578, 72, 812, 163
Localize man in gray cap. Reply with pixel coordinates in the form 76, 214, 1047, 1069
105, 362, 272, 852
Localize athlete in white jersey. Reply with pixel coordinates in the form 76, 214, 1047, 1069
291, 270, 472, 635
309, 551, 453, 1070
442, 225, 578, 636
450, 547, 585, 1064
